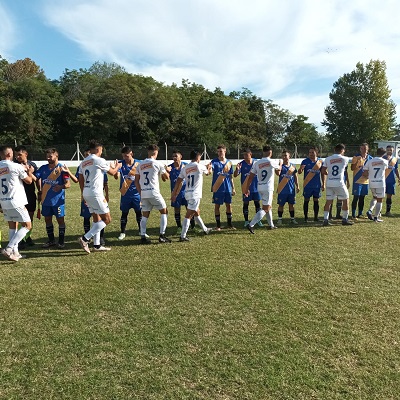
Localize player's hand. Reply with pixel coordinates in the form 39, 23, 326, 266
171, 194, 177, 202
37, 192, 42, 202
321, 184, 325, 192
165, 166, 172, 173
235, 162, 241, 171
61, 164, 71, 175
296, 187, 300, 193
232, 188, 236, 196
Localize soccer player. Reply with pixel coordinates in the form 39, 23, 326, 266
36, 148, 71, 248
243, 145, 281, 234
0, 145, 35, 261
276, 150, 300, 225
234, 148, 263, 227
135, 144, 171, 244
14, 145, 39, 247
383, 145, 400, 216
171, 150, 212, 241
114, 146, 142, 240
321, 143, 353, 226
298, 146, 322, 222
77, 140, 120, 253
209, 145, 236, 231
166, 149, 194, 234
351, 143, 372, 219
363, 147, 388, 222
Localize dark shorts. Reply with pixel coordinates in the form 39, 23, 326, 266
212, 192, 232, 205
171, 192, 188, 208
120, 195, 141, 212
242, 191, 261, 202
303, 187, 321, 199
41, 204, 65, 218
277, 192, 296, 206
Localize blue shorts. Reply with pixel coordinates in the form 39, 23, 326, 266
303, 187, 321, 199
80, 200, 91, 219
352, 183, 368, 196
277, 192, 296, 206
120, 195, 141, 212
242, 191, 261, 202
212, 192, 232, 205
42, 204, 65, 218
171, 192, 188, 208
386, 184, 395, 195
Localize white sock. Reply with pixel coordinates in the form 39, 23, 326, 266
160, 214, 168, 235
93, 232, 100, 246
324, 211, 330, 220
181, 218, 191, 238
194, 216, 207, 231
369, 199, 377, 212
266, 210, 274, 227
8, 227, 29, 249
140, 217, 148, 236
375, 202, 382, 218
250, 209, 266, 227
342, 210, 349, 219
84, 221, 106, 240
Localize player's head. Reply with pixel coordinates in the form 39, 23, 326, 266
147, 144, 159, 157
377, 147, 386, 157
242, 148, 252, 162
308, 146, 319, 158
0, 145, 13, 160
262, 145, 272, 157
121, 146, 133, 161
334, 143, 345, 154
14, 145, 28, 163
190, 150, 201, 162
172, 149, 182, 162
45, 148, 59, 164
360, 142, 369, 154
281, 149, 291, 162
83, 147, 91, 158
217, 145, 226, 158
88, 139, 103, 156
386, 145, 394, 156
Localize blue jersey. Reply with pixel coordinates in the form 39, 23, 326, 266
211, 158, 233, 193
168, 162, 187, 193
238, 159, 258, 193
36, 163, 69, 207
352, 153, 373, 185
383, 155, 398, 185
278, 163, 297, 195
118, 159, 140, 198
301, 157, 322, 189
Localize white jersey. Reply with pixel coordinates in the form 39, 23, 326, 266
137, 158, 166, 199
79, 154, 110, 197
250, 157, 279, 192
323, 154, 349, 188
179, 162, 208, 200
363, 157, 388, 189
0, 160, 28, 209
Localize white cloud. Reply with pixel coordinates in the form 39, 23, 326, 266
0, 4, 17, 57
41, 0, 400, 127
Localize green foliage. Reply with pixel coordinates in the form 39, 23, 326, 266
284, 115, 322, 147
323, 60, 397, 145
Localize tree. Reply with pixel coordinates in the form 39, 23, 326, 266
284, 115, 320, 147
263, 100, 293, 146
322, 60, 396, 145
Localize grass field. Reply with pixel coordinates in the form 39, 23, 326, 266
1, 167, 400, 399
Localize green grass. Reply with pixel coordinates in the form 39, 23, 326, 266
1, 169, 400, 399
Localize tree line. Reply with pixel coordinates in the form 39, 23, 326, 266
0, 56, 397, 152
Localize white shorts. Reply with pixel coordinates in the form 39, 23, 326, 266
326, 186, 349, 201
371, 187, 385, 199
3, 206, 31, 222
187, 198, 201, 211
141, 194, 167, 212
259, 190, 273, 206
84, 195, 110, 215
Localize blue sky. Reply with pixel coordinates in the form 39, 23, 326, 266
1, 0, 400, 130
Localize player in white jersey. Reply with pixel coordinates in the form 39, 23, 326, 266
0, 145, 35, 261
171, 150, 212, 241
77, 140, 120, 253
135, 144, 171, 244
242, 145, 281, 234
321, 143, 353, 226
363, 147, 388, 222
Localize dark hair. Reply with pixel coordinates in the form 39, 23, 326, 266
334, 143, 346, 152
190, 150, 201, 161
361, 142, 369, 148
282, 149, 291, 156
89, 140, 103, 150
217, 144, 226, 150
243, 148, 252, 154
0, 145, 13, 156
172, 149, 182, 155
309, 146, 319, 153
45, 148, 58, 155
14, 145, 28, 153
121, 146, 133, 154
377, 147, 386, 156
262, 145, 272, 153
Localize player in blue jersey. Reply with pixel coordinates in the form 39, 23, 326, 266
114, 146, 142, 240
36, 148, 70, 249
351, 143, 372, 219
234, 148, 263, 227
383, 145, 400, 216
209, 145, 236, 230
276, 150, 300, 225
298, 146, 322, 222
166, 150, 194, 235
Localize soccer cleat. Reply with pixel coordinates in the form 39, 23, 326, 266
366, 211, 373, 221
335, 215, 342, 220
267, 225, 278, 230
374, 217, 384, 223
138, 232, 150, 238
93, 246, 111, 251
322, 219, 332, 226
118, 233, 126, 240
2, 248, 19, 261
78, 237, 91, 254
179, 236, 190, 242
226, 225, 236, 230
357, 214, 367, 219
247, 225, 255, 234
159, 235, 172, 243
140, 237, 151, 245
276, 219, 283, 226
204, 228, 213, 235
304, 218, 308, 223
214, 227, 222, 232
18, 241, 26, 250
244, 221, 250, 227
57, 243, 65, 249
290, 219, 298, 225
12, 249, 26, 259
342, 219, 354, 226
314, 217, 320, 222
385, 211, 394, 217
257, 220, 264, 227
42, 241, 56, 248
176, 227, 182, 235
